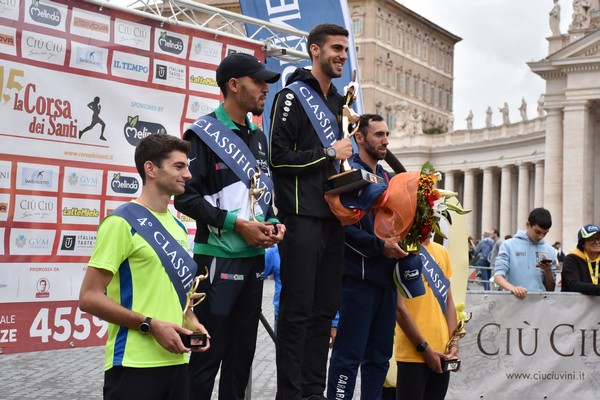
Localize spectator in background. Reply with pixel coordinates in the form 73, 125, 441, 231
473, 229, 498, 290
468, 236, 476, 265
494, 208, 556, 299
490, 234, 512, 271
553, 241, 565, 268
561, 224, 600, 295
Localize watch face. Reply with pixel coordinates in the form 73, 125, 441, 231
140, 322, 150, 333
326, 147, 336, 159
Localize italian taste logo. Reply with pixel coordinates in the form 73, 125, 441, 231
29, 0, 61, 26
123, 115, 166, 146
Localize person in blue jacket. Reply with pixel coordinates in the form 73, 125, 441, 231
327, 114, 407, 399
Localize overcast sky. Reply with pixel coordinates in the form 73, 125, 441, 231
398, 0, 571, 129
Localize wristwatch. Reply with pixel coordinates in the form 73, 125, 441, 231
325, 146, 336, 160
139, 316, 152, 334
416, 341, 429, 352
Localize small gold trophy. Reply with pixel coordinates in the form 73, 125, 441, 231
249, 167, 278, 234
441, 311, 472, 372
181, 267, 209, 349
325, 69, 383, 194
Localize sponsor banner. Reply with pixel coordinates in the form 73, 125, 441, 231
189, 37, 223, 65
0, 0, 20, 21
188, 66, 219, 95
9, 228, 55, 255
0, 25, 17, 56
16, 162, 59, 192
23, 0, 68, 32
224, 45, 254, 56
105, 199, 127, 216
61, 198, 101, 225
114, 18, 151, 51
186, 95, 220, 121
62, 166, 103, 195
0, 227, 4, 255
106, 171, 141, 197
111, 50, 150, 82
13, 194, 57, 224
21, 30, 67, 66
154, 29, 188, 59
56, 230, 96, 256
0, 263, 85, 302
447, 292, 600, 400
0, 193, 9, 222
0, 160, 11, 189
69, 41, 108, 74
70, 7, 111, 42
152, 58, 186, 89
0, 300, 108, 354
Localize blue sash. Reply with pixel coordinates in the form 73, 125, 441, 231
188, 115, 273, 218
111, 202, 198, 310
286, 81, 342, 173
419, 245, 451, 314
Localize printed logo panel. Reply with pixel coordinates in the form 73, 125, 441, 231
24, 0, 67, 32
224, 45, 255, 57
0, 193, 9, 222
62, 167, 103, 195
114, 18, 151, 51
16, 163, 59, 192
56, 230, 97, 256
13, 194, 57, 224
186, 96, 219, 121
105, 200, 127, 216
0, 228, 4, 255
111, 51, 150, 82
154, 29, 188, 59
188, 66, 219, 95
70, 8, 111, 42
9, 228, 56, 255
0, 160, 11, 189
0, 25, 17, 56
152, 59, 186, 89
61, 198, 101, 225
0, 0, 20, 21
21, 30, 66, 66
122, 115, 167, 146
189, 38, 222, 65
106, 171, 141, 197
69, 41, 108, 74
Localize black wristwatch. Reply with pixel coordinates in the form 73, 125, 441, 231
139, 316, 152, 334
325, 146, 336, 160
416, 341, 429, 352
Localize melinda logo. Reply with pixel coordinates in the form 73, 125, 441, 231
158, 31, 184, 54
123, 115, 166, 146
29, 1, 61, 26
111, 173, 139, 194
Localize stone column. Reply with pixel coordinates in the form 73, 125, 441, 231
463, 169, 477, 237
562, 101, 592, 248
481, 167, 494, 232
533, 160, 545, 208
499, 165, 513, 236
444, 170, 455, 193
543, 106, 563, 244
517, 162, 530, 228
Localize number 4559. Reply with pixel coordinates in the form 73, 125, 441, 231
29, 307, 107, 343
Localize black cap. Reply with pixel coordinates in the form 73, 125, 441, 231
216, 53, 280, 86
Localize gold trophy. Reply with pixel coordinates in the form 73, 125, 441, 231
441, 311, 472, 372
249, 167, 278, 234
181, 267, 209, 349
325, 69, 383, 194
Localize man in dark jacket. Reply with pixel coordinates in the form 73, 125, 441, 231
327, 114, 407, 399
269, 23, 353, 400
175, 52, 285, 399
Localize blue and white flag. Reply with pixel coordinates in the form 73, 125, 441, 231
239, 0, 362, 136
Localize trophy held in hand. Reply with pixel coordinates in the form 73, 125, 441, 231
249, 167, 278, 234
441, 310, 472, 372
325, 69, 383, 194
180, 267, 209, 349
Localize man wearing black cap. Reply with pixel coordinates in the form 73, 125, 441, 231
175, 52, 285, 399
